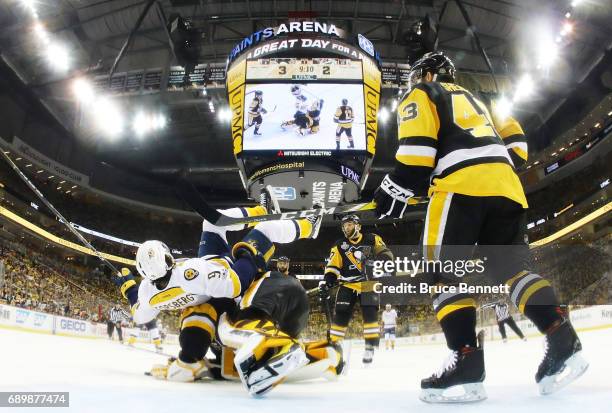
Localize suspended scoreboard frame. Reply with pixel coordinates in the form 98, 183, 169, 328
226, 22, 382, 210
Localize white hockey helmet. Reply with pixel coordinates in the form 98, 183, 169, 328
135, 240, 174, 281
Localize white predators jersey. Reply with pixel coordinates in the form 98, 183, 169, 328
132, 256, 241, 324
382, 309, 398, 328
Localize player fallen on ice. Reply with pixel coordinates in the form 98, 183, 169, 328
115, 188, 344, 396
320, 214, 394, 365
247, 90, 267, 136
333, 98, 354, 150
373, 51, 588, 403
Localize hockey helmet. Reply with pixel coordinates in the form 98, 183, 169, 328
341, 98, 348, 106
291, 85, 302, 96
136, 240, 174, 281
408, 51, 456, 90
255, 90, 263, 96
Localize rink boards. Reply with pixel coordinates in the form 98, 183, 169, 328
1, 303, 610, 347
0, 304, 179, 344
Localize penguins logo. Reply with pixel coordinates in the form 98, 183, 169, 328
184, 268, 199, 280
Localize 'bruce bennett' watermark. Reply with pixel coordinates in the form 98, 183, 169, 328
373, 282, 510, 295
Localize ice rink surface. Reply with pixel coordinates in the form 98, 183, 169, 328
1, 327, 610, 413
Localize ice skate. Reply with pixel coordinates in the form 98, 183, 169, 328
536, 319, 589, 395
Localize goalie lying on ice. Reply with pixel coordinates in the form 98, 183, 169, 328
115, 205, 342, 395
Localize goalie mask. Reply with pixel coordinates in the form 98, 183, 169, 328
408, 51, 456, 91
341, 214, 361, 240
136, 240, 174, 281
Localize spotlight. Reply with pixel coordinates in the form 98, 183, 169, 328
513, 74, 534, 102
493, 96, 512, 120
95, 97, 123, 137
72, 78, 95, 104
378, 107, 390, 123
132, 112, 149, 136
536, 36, 558, 70
561, 21, 573, 36
46, 42, 70, 72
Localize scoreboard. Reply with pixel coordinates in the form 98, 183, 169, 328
246, 58, 362, 81
225, 21, 381, 210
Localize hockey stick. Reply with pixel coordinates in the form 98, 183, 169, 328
0, 151, 120, 274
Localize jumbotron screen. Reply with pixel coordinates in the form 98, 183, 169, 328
242, 58, 366, 151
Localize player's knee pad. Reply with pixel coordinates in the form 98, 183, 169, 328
300, 340, 345, 379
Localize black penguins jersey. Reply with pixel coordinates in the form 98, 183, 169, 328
249, 96, 263, 116
393, 82, 528, 207
334, 105, 354, 128
325, 233, 390, 292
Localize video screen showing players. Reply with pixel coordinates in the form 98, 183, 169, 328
242, 83, 366, 151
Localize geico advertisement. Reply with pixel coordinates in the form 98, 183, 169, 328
54, 316, 92, 336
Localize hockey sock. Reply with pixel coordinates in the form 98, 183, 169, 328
363, 322, 380, 344
439, 307, 477, 350
434, 291, 477, 350
330, 324, 347, 342
506, 271, 563, 332
178, 303, 218, 362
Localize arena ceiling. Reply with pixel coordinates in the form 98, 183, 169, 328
0, 0, 611, 208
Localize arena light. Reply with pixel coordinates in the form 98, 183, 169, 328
378, 107, 390, 123
560, 21, 573, 36
45, 42, 70, 72
71, 78, 95, 104
94, 97, 123, 138
391, 100, 398, 111
513, 74, 534, 102
493, 95, 512, 120
132, 112, 166, 136
536, 37, 558, 70
217, 108, 232, 122
571, 0, 583, 6
33, 22, 49, 44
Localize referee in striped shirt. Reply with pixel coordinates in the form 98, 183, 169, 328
485, 300, 526, 343
108, 305, 130, 343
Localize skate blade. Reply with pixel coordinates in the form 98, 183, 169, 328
539, 351, 589, 395
248, 348, 309, 397
419, 382, 487, 404
340, 341, 352, 376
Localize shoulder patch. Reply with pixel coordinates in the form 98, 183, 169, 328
184, 268, 199, 280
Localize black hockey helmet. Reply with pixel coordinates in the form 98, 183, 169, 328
342, 214, 360, 224
341, 98, 348, 105
408, 51, 456, 90
298, 94, 307, 102
255, 90, 263, 96
291, 85, 301, 95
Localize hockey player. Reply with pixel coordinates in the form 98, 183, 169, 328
275, 255, 295, 277
373, 51, 588, 402
334, 98, 354, 150
320, 215, 393, 364
381, 304, 398, 350
307, 99, 324, 134
281, 88, 311, 136
247, 90, 267, 136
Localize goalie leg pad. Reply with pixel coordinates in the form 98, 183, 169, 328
234, 332, 308, 397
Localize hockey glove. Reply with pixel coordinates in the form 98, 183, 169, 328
374, 174, 414, 219
113, 268, 138, 304
319, 273, 337, 301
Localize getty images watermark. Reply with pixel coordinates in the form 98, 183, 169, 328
369, 256, 510, 295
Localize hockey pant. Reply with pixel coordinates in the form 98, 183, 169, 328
330, 285, 380, 347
